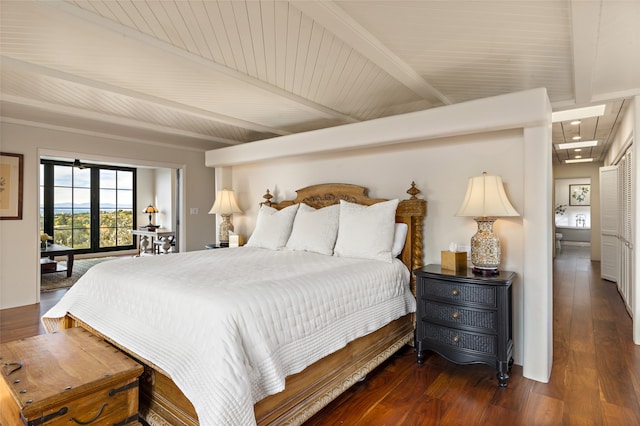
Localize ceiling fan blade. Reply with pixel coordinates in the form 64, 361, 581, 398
73, 159, 88, 169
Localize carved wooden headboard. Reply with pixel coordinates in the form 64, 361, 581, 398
262, 182, 427, 292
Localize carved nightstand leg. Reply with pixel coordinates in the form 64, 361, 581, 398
497, 370, 510, 387
497, 359, 512, 387
416, 341, 426, 365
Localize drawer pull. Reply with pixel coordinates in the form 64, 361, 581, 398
2, 361, 23, 375
452, 311, 460, 320
70, 403, 107, 425
30, 407, 68, 425
451, 288, 460, 296
108, 380, 139, 396
114, 414, 140, 426
452, 335, 460, 343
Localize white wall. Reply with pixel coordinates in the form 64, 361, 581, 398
554, 177, 592, 228
232, 131, 524, 273
154, 168, 175, 231
136, 167, 176, 231
553, 164, 603, 260
0, 121, 216, 309
137, 168, 155, 227
207, 88, 554, 383
605, 97, 637, 166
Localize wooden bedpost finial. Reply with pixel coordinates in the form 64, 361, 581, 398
406, 181, 420, 200
261, 189, 273, 207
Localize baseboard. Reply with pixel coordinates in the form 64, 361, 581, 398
561, 241, 591, 247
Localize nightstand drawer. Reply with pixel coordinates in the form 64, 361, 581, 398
422, 279, 497, 308
421, 323, 497, 356
421, 300, 497, 332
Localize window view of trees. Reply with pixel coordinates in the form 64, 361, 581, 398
99, 169, 134, 248
40, 160, 136, 252
50, 164, 91, 248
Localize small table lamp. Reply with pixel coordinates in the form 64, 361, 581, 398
456, 172, 519, 275
143, 205, 159, 230
208, 189, 242, 247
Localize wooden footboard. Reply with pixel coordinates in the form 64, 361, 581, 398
61, 313, 414, 426
254, 315, 414, 425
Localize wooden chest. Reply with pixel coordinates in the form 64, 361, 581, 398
0, 327, 143, 426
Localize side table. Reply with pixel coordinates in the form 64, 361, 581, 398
40, 243, 75, 277
414, 264, 515, 387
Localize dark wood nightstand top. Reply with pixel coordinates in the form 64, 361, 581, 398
414, 264, 516, 286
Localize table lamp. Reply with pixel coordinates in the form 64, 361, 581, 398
143, 205, 159, 230
208, 189, 242, 247
456, 172, 519, 275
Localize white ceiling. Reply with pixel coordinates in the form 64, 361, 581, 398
1, 0, 639, 163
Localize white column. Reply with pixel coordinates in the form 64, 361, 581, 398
522, 120, 553, 382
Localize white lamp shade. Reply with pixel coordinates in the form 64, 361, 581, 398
456, 173, 519, 218
208, 189, 242, 215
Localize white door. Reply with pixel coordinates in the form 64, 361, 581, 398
619, 151, 633, 314
600, 166, 618, 282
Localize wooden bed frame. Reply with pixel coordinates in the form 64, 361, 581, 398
58, 182, 427, 426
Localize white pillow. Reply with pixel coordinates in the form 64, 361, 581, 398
246, 204, 299, 250
392, 223, 408, 257
333, 199, 399, 262
286, 203, 340, 255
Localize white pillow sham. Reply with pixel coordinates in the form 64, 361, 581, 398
286, 203, 340, 255
246, 204, 299, 250
392, 223, 408, 257
333, 199, 400, 263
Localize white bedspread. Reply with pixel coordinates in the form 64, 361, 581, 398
42, 247, 415, 425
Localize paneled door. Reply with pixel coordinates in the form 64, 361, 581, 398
618, 150, 633, 315
600, 165, 618, 282
601, 148, 634, 316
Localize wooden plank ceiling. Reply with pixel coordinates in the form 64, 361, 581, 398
1, 0, 639, 162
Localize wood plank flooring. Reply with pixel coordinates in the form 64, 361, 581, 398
1, 247, 638, 425
0, 289, 66, 344
307, 246, 640, 425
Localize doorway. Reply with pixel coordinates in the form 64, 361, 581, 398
554, 177, 592, 249
37, 152, 185, 295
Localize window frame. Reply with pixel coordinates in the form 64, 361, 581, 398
40, 159, 137, 254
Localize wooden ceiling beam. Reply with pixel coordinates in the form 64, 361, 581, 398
293, 0, 451, 107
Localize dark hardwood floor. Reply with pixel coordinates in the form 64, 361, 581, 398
2, 247, 639, 424
307, 246, 640, 425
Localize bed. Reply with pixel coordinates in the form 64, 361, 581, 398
42, 182, 427, 426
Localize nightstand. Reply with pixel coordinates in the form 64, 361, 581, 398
414, 264, 515, 387
205, 243, 224, 249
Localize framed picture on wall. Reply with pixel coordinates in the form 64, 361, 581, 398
0, 152, 24, 220
569, 184, 590, 206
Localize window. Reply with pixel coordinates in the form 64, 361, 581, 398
99, 169, 134, 248
40, 160, 136, 253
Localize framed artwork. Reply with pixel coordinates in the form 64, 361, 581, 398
0, 152, 24, 220
569, 184, 590, 206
